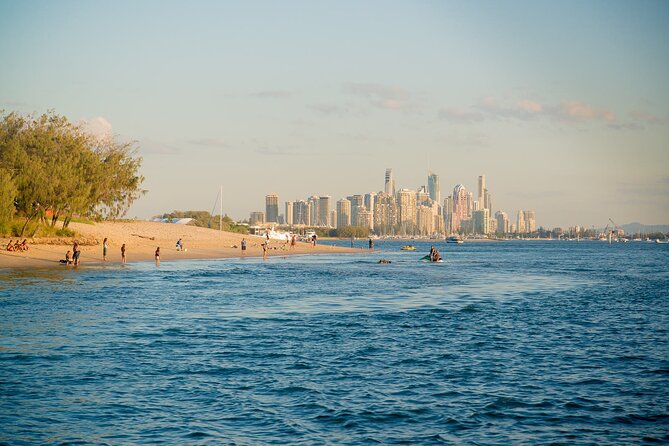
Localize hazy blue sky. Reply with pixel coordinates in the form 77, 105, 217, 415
1, 0, 668, 228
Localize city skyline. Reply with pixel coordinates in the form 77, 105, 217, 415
1, 1, 668, 228
249, 169, 544, 237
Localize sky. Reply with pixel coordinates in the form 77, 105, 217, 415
1, 0, 668, 228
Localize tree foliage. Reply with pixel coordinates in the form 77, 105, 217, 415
158, 210, 249, 234
0, 111, 145, 235
335, 225, 370, 238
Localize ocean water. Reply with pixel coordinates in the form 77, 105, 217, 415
1, 240, 668, 445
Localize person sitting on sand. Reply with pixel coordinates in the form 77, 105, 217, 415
176, 239, 183, 251
6, 239, 14, 251
14, 241, 21, 251
60, 250, 73, 265
20, 239, 29, 252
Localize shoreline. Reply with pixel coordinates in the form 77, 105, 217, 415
0, 221, 359, 269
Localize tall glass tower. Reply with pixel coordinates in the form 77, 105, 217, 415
384, 168, 395, 196
427, 171, 440, 204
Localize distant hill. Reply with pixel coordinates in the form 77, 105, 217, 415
620, 222, 669, 235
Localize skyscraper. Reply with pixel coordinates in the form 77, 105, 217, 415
293, 200, 309, 225
452, 185, 468, 232
484, 189, 492, 213
347, 194, 364, 226
517, 210, 526, 234
265, 194, 279, 223
473, 209, 490, 235
417, 205, 434, 236
285, 201, 293, 226
364, 192, 376, 225
495, 211, 509, 234
427, 171, 440, 205
525, 210, 536, 233
374, 193, 398, 234
478, 175, 485, 209
318, 195, 331, 227
250, 211, 265, 225
336, 199, 351, 228
443, 195, 453, 234
398, 188, 417, 230
308, 196, 319, 226
385, 168, 395, 196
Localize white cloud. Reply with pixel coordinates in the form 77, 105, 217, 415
343, 82, 411, 111
76, 116, 113, 139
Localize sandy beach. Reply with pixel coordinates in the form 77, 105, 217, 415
0, 221, 359, 268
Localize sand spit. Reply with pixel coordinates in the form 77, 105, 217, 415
0, 221, 359, 268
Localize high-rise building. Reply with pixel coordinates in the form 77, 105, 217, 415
428, 171, 440, 205
398, 188, 417, 231
417, 186, 430, 205
517, 210, 526, 234
336, 199, 351, 228
374, 192, 398, 234
318, 196, 331, 227
525, 210, 536, 233
484, 189, 492, 213
473, 209, 490, 235
357, 209, 373, 229
293, 200, 309, 225
250, 211, 265, 225
384, 168, 395, 196
347, 194, 364, 226
495, 211, 509, 234
417, 205, 434, 236
452, 185, 468, 232
308, 196, 320, 226
478, 175, 485, 209
330, 210, 337, 229
265, 194, 279, 223
285, 201, 294, 226
364, 192, 376, 225
443, 195, 453, 234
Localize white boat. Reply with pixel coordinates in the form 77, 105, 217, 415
446, 236, 464, 244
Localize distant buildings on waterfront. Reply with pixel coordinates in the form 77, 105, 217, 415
248, 169, 539, 237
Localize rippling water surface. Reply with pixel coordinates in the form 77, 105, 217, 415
1, 241, 668, 444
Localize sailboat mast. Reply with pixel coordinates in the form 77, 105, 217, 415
219, 185, 223, 231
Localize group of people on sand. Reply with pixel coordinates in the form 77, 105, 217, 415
61, 238, 129, 266
6, 239, 29, 252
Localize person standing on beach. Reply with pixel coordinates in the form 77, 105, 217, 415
103, 237, 108, 261
262, 242, 268, 259
176, 239, 182, 251
241, 238, 247, 255
311, 234, 317, 247
72, 241, 81, 266
290, 234, 296, 249
121, 243, 126, 264
155, 247, 160, 265
369, 238, 373, 250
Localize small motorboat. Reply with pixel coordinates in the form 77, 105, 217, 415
401, 245, 416, 251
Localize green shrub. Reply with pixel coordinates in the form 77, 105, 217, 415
56, 228, 75, 237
